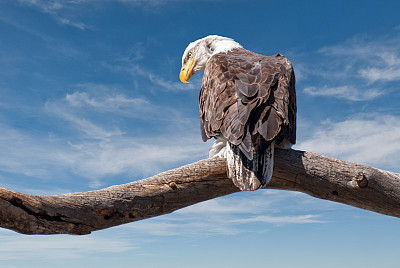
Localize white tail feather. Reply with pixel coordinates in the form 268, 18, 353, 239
226, 141, 274, 191
209, 136, 228, 158
208, 136, 275, 191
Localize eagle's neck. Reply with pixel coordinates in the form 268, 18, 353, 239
211, 39, 242, 56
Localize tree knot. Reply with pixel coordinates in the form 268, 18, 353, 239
354, 172, 368, 188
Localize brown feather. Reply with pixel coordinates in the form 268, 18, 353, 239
200, 48, 296, 144
199, 48, 296, 190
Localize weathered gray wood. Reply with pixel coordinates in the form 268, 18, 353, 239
0, 149, 399, 235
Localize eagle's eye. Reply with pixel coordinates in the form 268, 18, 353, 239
188, 52, 192, 58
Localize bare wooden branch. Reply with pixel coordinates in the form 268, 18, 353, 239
0, 149, 399, 235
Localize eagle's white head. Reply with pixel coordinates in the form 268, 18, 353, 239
180, 35, 242, 84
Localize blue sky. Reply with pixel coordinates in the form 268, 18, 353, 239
0, 0, 400, 267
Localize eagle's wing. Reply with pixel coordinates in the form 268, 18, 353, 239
199, 48, 296, 190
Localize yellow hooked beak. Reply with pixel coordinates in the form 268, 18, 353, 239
179, 56, 195, 84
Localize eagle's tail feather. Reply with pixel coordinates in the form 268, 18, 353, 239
226, 141, 274, 191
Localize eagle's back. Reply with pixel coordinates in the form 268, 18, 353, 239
199, 48, 296, 190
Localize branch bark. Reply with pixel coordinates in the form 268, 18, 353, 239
0, 149, 399, 235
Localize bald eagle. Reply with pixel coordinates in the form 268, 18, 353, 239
180, 35, 296, 191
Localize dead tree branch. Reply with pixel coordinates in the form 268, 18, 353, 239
0, 149, 399, 235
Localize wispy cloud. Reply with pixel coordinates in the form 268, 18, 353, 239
303, 85, 383, 101
63, 86, 152, 118
0, 123, 64, 179
126, 210, 324, 237
57, 17, 88, 30
147, 72, 203, 91
230, 214, 323, 224
16, 0, 90, 30
126, 191, 326, 237
49, 83, 195, 126
359, 65, 400, 83
117, 0, 170, 6
300, 32, 400, 101
0, 86, 209, 189
117, 0, 217, 7
16, 0, 216, 29
46, 87, 209, 184
319, 36, 400, 84
0, 231, 135, 260
0, 12, 83, 60
296, 114, 400, 172
0, 120, 208, 189
108, 61, 202, 92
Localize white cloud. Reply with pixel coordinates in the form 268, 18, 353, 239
64, 88, 150, 116
318, 34, 400, 84
147, 72, 203, 91
48, 83, 195, 124
60, 83, 194, 123
51, 108, 123, 140
303, 85, 383, 101
127, 210, 323, 236
0, 87, 209, 189
296, 114, 400, 172
117, 0, 168, 6
0, 123, 70, 179
65, 91, 149, 108
301, 32, 400, 101
17, 0, 65, 13
0, 12, 84, 59
359, 66, 400, 83
109, 63, 202, 92
16, 0, 90, 30
16, 0, 216, 29
117, 0, 216, 7
230, 214, 323, 224
60, 135, 209, 188
175, 198, 267, 214
126, 191, 326, 237
0, 231, 135, 260
58, 17, 87, 30
126, 217, 243, 236
48, 87, 210, 185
